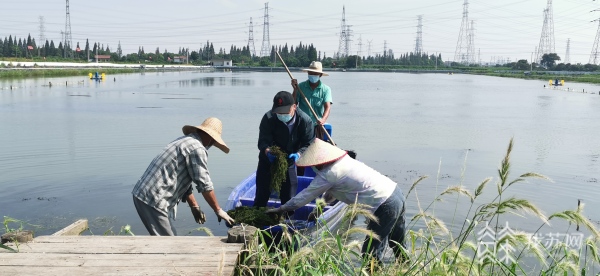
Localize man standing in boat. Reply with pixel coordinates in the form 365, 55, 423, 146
255, 91, 315, 207
291, 61, 332, 140
132, 117, 235, 236
267, 139, 407, 265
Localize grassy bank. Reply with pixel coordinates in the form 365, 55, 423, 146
0, 68, 140, 79
238, 139, 600, 275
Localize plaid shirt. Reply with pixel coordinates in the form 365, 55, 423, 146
132, 132, 214, 215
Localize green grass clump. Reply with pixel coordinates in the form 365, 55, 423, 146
269, 146, 288, 194
227, 206, 283, 228
237, 139, 600, 275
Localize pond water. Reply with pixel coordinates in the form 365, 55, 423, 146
1, 71, 599, 240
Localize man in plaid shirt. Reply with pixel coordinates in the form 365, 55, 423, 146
132, 117, 235, 236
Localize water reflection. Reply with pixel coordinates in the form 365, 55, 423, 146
177, 77, 254, 87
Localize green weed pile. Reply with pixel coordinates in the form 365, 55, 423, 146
269, 146, 287, 194
227, 206, 283, 228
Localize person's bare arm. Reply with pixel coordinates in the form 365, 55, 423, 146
319, 102, 332, 125
201, 190, 221, 212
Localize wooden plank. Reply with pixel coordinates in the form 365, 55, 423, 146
0, 252, 237, 264
51, 219, 88, 236
34, 235, 228, 243
0, 266, 234, 276
10, 243, 242, 254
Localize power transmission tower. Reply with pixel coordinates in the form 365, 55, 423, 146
338, 6, 351, 58
590, 19, 600, 64
260, 3, 270, 57
357, 35, 363, 57
248, 17, 256, 57
536, 0, 555, 63
367, 39, 373, 57
467, 20, 476, 64
454, 0, 469, 64
415, 15, 423, 54
565, 38, 570, 64
383, 40, 387, 57
38, 16, 45, 56
64, 0, 73, 58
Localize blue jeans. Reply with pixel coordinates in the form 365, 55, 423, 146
361, 184, 406, 263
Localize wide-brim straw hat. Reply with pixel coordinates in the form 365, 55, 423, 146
296, 138, 347, 167
301, 61, 329, 76
182, 117, 230, 154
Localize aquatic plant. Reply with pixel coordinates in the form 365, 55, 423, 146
227, 206, 283, 228
237, 139, 600, 275
269, 146, 287, 194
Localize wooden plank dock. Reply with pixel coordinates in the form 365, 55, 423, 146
1, 235, 243, 275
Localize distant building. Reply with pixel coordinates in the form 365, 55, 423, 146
94, 55, 111, 62
173, 56, 188, 64
211, 58, 232, 67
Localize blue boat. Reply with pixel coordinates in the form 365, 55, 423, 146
224, 124, 347, 235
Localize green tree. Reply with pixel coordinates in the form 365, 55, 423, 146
540, 53, 560, 68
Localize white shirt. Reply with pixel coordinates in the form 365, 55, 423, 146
280, 155, 398, 213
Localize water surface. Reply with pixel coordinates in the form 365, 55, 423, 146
1, 71, 599, 238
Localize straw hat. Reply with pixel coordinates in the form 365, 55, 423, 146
296, 138, 347, 167
182, 117, 230, 154
302, 61, 329, 76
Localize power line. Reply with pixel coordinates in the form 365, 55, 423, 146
415, 15, 423, 54
248, 17, 256, 57
260, 2, 270, 57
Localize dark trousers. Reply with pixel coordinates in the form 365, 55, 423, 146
254, 159, 298, 207
361, 185, 406, 263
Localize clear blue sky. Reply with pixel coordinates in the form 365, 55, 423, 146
1, 0, 598, 64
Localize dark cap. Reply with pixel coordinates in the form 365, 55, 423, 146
272, 91, 294, 113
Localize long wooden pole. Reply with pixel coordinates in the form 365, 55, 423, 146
275, 52, 335, 146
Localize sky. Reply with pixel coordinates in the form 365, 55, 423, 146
1, 0, 599, 64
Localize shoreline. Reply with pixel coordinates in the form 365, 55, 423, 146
2, 61, 600, 85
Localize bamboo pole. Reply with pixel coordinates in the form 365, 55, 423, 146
275, 52, 335, 146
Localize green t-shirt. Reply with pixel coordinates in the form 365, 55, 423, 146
296, 80, 333, 126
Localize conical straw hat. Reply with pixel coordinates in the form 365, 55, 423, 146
182, 117, 230, 154
296, 138, 347, 167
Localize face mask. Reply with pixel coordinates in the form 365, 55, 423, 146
308, 75, 320, 83
277, 113, 292, 123
311, 166, 319, 173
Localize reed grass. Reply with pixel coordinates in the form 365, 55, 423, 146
236, 139, 600, 275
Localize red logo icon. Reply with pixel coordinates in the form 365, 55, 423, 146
278, 98, 283, 105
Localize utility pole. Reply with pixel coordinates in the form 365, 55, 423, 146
367, 39, 373, 57
260, 3, 270, 57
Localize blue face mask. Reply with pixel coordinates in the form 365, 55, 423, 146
308, 75, 320, 83
277, 113, 292, 123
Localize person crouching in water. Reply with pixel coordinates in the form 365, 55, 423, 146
267, 138, 407, 264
